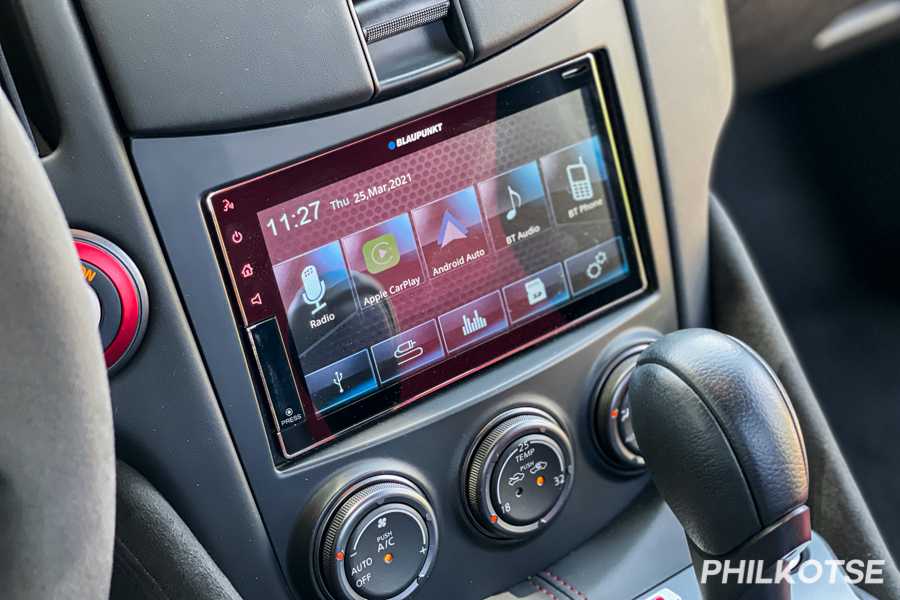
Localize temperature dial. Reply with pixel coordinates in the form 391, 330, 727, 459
318, 476, 438, 600
464, 408, 574, 539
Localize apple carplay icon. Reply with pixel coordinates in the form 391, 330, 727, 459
362, 233, 401, 274
341, 213, 425, 307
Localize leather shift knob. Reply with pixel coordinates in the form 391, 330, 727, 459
628, 329, 809, 557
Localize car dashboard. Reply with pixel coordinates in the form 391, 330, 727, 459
1, 1, 750, 599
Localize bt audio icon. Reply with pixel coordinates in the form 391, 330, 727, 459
301, 265, 327, 316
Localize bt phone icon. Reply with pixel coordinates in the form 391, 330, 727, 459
540, 137, 612, 226
566, 155, 595, 201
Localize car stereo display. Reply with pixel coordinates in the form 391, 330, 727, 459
208, 53, 648, 458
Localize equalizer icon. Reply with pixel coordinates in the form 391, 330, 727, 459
461, 310, 487, 336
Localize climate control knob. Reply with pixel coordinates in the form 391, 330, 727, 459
318, 476, 438, 600
594, 345, 648, 472
464, 408, 574, 539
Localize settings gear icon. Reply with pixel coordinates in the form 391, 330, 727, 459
586, 250, 608, 280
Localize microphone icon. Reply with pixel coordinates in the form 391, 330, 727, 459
301, 265, 327, 316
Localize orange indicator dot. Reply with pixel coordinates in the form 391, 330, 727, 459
490, 514, 498, 523
384, 553, 394, 564
536, 475, 545, 487
610, 408, 619, 418
335, 551, 345, 561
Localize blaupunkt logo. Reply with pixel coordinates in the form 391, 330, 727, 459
388, 122, 443, 150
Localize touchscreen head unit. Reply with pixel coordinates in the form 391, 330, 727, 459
208, 53, 649, 459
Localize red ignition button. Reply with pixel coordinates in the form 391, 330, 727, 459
73, 230, 148, 372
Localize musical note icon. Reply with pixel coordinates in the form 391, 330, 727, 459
505, 185, 522, 221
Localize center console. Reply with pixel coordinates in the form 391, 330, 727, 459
18, 0, 886, 597
125, 0, 691, 598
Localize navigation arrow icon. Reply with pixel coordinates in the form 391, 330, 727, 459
437, 211, 468, 248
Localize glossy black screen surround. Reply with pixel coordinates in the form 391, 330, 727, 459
207, 53, 649, 459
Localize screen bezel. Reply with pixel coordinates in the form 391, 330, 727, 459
206, 52, 652, 459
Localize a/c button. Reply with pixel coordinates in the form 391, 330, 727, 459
344, 504, 429, 599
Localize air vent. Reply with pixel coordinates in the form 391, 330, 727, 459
362, 0, 450, 43
352, 0, 469, 95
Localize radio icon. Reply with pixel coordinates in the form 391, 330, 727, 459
301, 265, 327, 315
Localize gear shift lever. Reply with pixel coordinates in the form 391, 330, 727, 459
628, 329, 810, 600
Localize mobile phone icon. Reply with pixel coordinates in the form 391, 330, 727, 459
566, 155, 594, 201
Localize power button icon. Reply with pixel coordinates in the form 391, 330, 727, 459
231, 230, 244, 244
